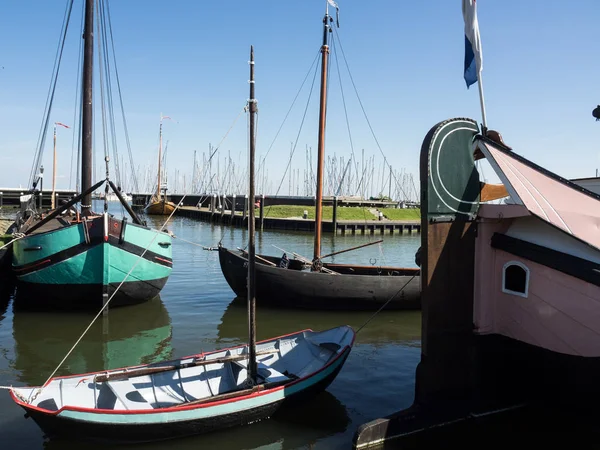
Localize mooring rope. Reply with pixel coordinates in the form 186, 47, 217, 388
174, 235, 215, 250
28, 197, 187, 404
355, 270, 420, 334
0, 233, 25, 251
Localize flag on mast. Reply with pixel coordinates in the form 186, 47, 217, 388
327, 0, 340, 27
54, 122, 70, 129
463, 0, 482, 88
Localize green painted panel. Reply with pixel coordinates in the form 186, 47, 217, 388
124, 224, 172, 260
12, 224, 84, 266
19, 245, 104, 284
426, 118, 480, 220
106, 243, 171, 284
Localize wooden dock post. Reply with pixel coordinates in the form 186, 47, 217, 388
231, 194, 236, 222
210, 194, 216, 216
220, 194, 225, 221
332, 195, 338, 234
259, 194, 265, 230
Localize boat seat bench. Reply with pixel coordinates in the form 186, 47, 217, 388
103, 361, 290, 410
105, 380, 154, 410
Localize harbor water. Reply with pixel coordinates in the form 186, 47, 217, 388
0, 202, 421, 449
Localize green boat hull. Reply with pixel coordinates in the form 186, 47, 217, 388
12, 215, 172, 309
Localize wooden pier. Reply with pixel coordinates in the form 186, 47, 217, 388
175, 206, 420, 235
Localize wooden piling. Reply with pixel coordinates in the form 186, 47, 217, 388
231, 194, 236, 221
259, 194, 265, 230
332, 195, 338, 234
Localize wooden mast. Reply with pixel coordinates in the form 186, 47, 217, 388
157, 116, 163, 201
81, 0, 94, 216
313, 10, 332, 264
247, 45, 258, 384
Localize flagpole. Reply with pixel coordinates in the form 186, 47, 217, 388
477, 69, 487, 131
52, 124, 57, 210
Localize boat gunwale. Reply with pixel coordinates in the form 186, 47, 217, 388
11, 326, 355, 416
223, 247, 418, 276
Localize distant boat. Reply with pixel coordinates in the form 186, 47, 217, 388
218, 7, 420, 311
101, 192, 132, 202
144, 115, 177, 216
11, 0, 172, 309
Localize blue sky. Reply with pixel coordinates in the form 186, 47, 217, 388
1, 0, 599, 195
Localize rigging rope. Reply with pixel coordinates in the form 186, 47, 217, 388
29, 0, 75, 190
355, 270, 420, 334
69, 1, 85, 191
105, 0, 140, 194
29, 194, 188, 404
264, 51, 320, 219
257, 49, 321, 185
332, 26, 411, 202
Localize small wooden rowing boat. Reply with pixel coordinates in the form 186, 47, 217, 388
11, 326, 354, 443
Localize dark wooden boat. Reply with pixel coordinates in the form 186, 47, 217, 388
218, 8, 421, 310
219, 246, 420, 310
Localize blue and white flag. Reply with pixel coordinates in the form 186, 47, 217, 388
463, 0, 482, 88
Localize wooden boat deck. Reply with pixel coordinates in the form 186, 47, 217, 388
28, 217, 72, 235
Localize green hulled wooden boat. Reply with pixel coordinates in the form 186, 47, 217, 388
12, 0, 172, 309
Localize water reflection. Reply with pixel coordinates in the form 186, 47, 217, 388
217, 297, 421, 348
0, 274, 14, 320
43, 390, 349, 450
12, 297, 172, 385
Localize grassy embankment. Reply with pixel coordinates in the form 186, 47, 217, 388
380, 208, 420, 221
257, 205, 421, 221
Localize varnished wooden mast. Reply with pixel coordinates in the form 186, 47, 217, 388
313, 11, 332, 263
247, 45, 258, 384
81, 0, 94, 215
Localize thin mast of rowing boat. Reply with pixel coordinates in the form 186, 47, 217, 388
247, 45, 258, 384
81, 0, 94, 216
313, 7, 332, 263
157, 115, 163, 200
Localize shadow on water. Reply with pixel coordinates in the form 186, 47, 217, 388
216, 297, 421, 348
43, 389, 350, 450
11, 297, 172, 385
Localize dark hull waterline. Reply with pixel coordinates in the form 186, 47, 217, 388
13, 277, 168, 311
218, 246, 420, 310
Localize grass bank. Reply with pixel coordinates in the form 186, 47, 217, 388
259, 205, 379, 221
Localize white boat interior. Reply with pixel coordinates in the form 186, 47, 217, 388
13, 326, 353, 412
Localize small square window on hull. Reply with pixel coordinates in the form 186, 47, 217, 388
502, 261, 529, 298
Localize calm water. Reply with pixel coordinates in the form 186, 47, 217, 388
0, 202, 422, 449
